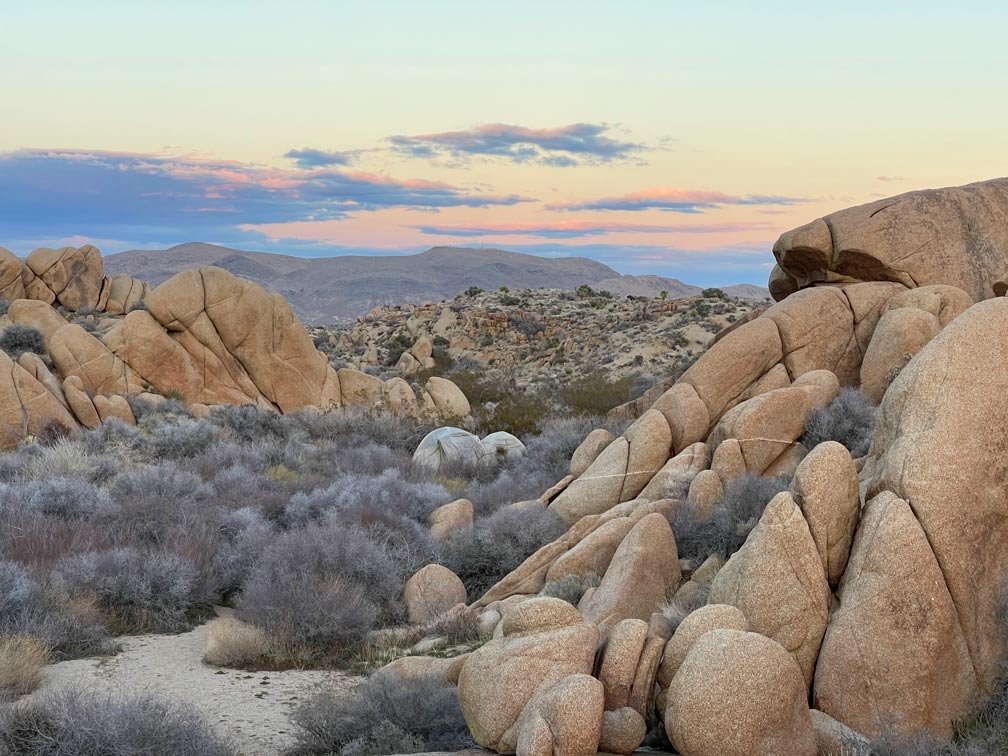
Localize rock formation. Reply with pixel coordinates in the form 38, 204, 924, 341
0, 245, 471, 448
426, 178, 1008, 755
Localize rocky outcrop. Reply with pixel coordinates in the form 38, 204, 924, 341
449, 179, 1008, 756
0, 245, 472, 446
771, 178, 1008, 302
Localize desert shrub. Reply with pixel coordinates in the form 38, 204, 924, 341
54, 548, 202, 633
23, 478, 110, 520
558, 370, 637, 415
384, 332, 413, 367
141, 417, 218, 460
0, 685, 235, 756
0, 635, 49, 700
539, 573, 600, 606
0, 560, 112, 661
34, 420, 75, 447
802, 387, 877, 457
210, 405, 288, 444
0, 299, 9, 317
284, 469, 448, 528
236, 523, 402, 662
0, 325, 45, 358
438, 506, 567, 599
105, 464, 215, 544
668, 473, 789, 565
424, 606, 487, 646
127, 395, 190, 420
289, 671, 473, 756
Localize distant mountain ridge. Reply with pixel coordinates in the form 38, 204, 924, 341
104, 243, 769, 324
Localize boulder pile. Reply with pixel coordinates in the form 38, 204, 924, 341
0, 246, 471, 448
393, 178, 1008, 755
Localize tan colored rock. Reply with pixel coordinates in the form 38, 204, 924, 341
638, 441, 708, 501
598, 618, 648, 710
620, 409, 672, 501
502, 596, 582, 638
626, 613, 673, 717
550, 437, 629, 524
842, 281, 910, 354
791, 368, 840, 408
458, 618, 599, 752
412, 335, 433, 362
379, 653, 469, 685
429, 498, 474, 540
26, 245, 104, 310
860, 298, 1008, 695
680, 316, 783, 421
741, 362, 791, 400
396, 350, 421, 374
146, 267, 331, 412
579, 513, 681, 636
773, 178, 1008, 301
764, 287, 861, 385
337, 367, 385, 407
707, 492, 829, 686
813, 492, 979, 740
516, 674, 604, 756
650, 382, 710, 453
665, 629, 817, 756
0, 351, 79, 447
17, 353, 68, 409
882, 284, 973, 327
93, 394, 135, 426
7, 299, 68, 350
686, 470, 723, 516
710, 437, 746, 485
110, 310, 261, 405
599, 707, 646, 755
424, 376, 471, 418
383, 376, 418, 414
49, 324, 141, 396
768, 263, 800, 301
103, 273, 150, 315
403, 564, 467, 624
62, 375, 100, 429
707, 387, 812, 475
788, 441, 859, 587
657, 604, 748, 688
569, 428, 615, 477
763, 442, 806, 479
0, 247, 26, 301
545, 516, 635, 583
810, 709, 868, 756
860, 307, 941, 403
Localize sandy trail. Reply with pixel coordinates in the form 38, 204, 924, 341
37, 616, 356, 755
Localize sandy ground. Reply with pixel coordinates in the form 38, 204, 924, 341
36, 615, 356, 755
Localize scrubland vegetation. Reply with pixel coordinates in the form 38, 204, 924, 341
0, 398, 603, 679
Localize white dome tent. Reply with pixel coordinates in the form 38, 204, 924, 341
412, 427, 483, 471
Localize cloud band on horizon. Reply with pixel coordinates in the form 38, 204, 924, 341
388, 122, 644, 166
549, 187, 807, 212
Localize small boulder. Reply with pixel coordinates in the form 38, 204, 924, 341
403, 564, 467, 624
570, 428, 615, 477
657, 603, 748, 688
599, 707, 647, 755
516, 674, 604, 756
428, 498, 474, 540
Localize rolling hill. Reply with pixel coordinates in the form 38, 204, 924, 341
104, 243, 768, 323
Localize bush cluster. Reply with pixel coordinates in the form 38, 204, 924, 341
289, 671, 473, 756
802, 387, 877, 457
0, 403, 589, 669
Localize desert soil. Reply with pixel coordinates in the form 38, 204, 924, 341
35, 611, 356, 755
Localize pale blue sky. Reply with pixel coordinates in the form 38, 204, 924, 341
1, 1, 1006, 285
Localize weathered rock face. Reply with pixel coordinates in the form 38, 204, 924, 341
403, 564, 467, 624
458, 598, 599, 753
707, 492, 830, 686
665, 630, 818, 756
818, 297, 1008, 738
814, 492, 978, 740
0, 247, 472, 446
771, 178, 1008, 302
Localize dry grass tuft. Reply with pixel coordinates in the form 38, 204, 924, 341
0, 634, 50, 699
203, 616, 276, 669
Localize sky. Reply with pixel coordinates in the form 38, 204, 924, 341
1, 1, 1007, 286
